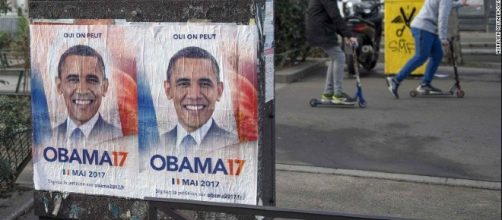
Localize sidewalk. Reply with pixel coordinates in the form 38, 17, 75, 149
3, 160, 501, 220
0, 160, 34, 220
276, 167, 501, 220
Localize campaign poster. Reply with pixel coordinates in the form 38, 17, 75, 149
30, 22, 141, 198
137, 23, 259, 204
30, 21, 260, 204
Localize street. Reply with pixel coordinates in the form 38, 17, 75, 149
276, 63, 501, 182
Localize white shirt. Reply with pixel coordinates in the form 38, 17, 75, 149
65, 113, 100, 141
175, 118, 213, 148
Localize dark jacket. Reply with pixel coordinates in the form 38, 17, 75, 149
305, 0, 352, 47
53, 114, 122, 145
161, 120, 237, 151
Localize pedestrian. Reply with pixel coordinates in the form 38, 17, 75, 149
305, 0, 358, 104
386, 0, 469, 98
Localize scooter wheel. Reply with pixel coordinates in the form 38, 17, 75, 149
358, 101, 367, 108
456, 90, 465, 98
409, 90, 418, 97
309, 99, 318, 107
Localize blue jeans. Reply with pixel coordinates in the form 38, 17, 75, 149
396, 28, 443, 85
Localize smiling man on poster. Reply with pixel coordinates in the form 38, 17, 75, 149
161, 46, 238, 151
54, 44, 122, 146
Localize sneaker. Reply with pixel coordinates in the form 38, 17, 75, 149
385, 77, 400, 99
332, 92, 356, 104
321, 93, 333, 102
417, 84, 442, 94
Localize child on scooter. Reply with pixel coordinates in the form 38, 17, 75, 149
386, 0, 469, 98
305, 0, 358, 104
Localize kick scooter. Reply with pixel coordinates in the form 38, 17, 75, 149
310, 44, 367, 108
409, 37, 465, 98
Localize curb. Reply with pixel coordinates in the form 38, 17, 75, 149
276, 60, 500, 85
277, 164, 501, 191
6, 196, 34, 220
378, 50, 500, 58
276, 59, 327, 83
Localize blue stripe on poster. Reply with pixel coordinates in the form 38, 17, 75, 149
137, 70, 160, 154
30, 69, 51, 146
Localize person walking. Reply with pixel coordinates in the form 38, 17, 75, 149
305, 0, 358, 104
386, 0, 469, 98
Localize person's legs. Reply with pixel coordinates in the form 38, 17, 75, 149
321, 45, 354, 103
386, 28, 434, 98
331, 46, 345, 96
395, 28, 433, 82
322, 50, 335, 97
421, 33, 443, 86
321, 45, 345, 98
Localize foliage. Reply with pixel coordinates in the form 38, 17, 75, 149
0, 0, 12, 15
0, 95, 31, 191
0, 158, 15, 191
275, 0, 311, 68
0, 31, 12, 49
1, 7, 30, 87
0, 95, 31, 143
0, 31, 12, 85
0, 31, 11, 85
9, 15, 29, 68
8, 15, 30, 91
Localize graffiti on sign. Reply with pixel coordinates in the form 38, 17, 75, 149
388, 39, 415, 54
391, 6, 416, 37
384, 1, 425, 75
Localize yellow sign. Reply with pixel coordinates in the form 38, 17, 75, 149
384, 0, 425, 75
